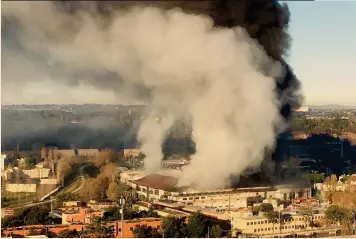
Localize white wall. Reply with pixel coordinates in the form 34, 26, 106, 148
40, 178, 58, 184
6, 183, 37, 193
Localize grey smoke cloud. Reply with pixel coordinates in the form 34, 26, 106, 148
2, 1, 286, 189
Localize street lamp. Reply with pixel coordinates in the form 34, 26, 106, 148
118, 196, 126, 238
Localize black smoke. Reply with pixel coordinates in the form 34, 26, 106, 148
50, 0, 302, 120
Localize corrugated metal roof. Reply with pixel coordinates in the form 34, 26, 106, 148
132, 173, 178, 190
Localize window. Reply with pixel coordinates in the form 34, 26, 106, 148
189, 197, 193, 200
118, 228, 121, 232
258, 229, 260, 232
265, 220, 267, 223
254, 229, 257, 232
247, 222, 250, 225
261, 221, 264, 224
258, 221, 261, 224
130, 227, 133, 231
183, 198, 187, 201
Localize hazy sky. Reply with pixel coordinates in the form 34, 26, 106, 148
287, 1, 356, 106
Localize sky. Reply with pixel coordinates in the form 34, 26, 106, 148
287, 1, 356, 106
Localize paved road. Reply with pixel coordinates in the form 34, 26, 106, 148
72, 165, 86, 193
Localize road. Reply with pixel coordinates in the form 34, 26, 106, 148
72, 165, 86, 193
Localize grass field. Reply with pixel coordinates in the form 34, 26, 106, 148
2, 191, 38, 207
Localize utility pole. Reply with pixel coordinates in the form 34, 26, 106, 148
208, 227, 210, 238
228, 195, 231, 213
279, 209, 282, 237
119, 196, 126, 238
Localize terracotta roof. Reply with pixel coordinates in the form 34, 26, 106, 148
132, 173, 178, 190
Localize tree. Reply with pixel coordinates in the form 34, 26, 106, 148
303, 173, 325, 186
25, 157, 37, 169
324, 174, 338, 203
57, 229, 80, 238
84, 218, 114, 238
133, 225, 160, 238
298, 202, 314, 231
325, 205, 347, 224
1, 205, 54, 228
260, 203, 274, 213
210, 225, 223, 238
265, 211, 279, 235
162, 216, 187, 238
137, 152, 146, 161
187, 211, 208, 238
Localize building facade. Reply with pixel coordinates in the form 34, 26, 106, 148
110, 218, 162, 238
230, 209, 327, 237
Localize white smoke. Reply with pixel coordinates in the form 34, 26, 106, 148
2, 2, 284, 189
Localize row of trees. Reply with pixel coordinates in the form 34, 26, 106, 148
1, 205, 57, 228
133, 212, 223, 238
292, 114, 356, 135
325, 205, 356, 234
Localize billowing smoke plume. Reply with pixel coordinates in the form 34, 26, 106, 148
1, 0, 302, 189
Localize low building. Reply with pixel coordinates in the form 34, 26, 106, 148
40, 178, 58, 185
123, 149, 141, 158
23, 168, 50, 179
63, 201, 83, 207
2, 224, 86, 237
61, 207, 104, 224
161, 158, 189, 169
110, 218, 162, 238
230, 208, 328, 237
1, 207, 14, 218
87, 200, 117, 211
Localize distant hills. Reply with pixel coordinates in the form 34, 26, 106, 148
308, 104, 356, 110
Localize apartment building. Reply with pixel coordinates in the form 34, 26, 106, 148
110, 218, 162, 238
230, 209, 327, 237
